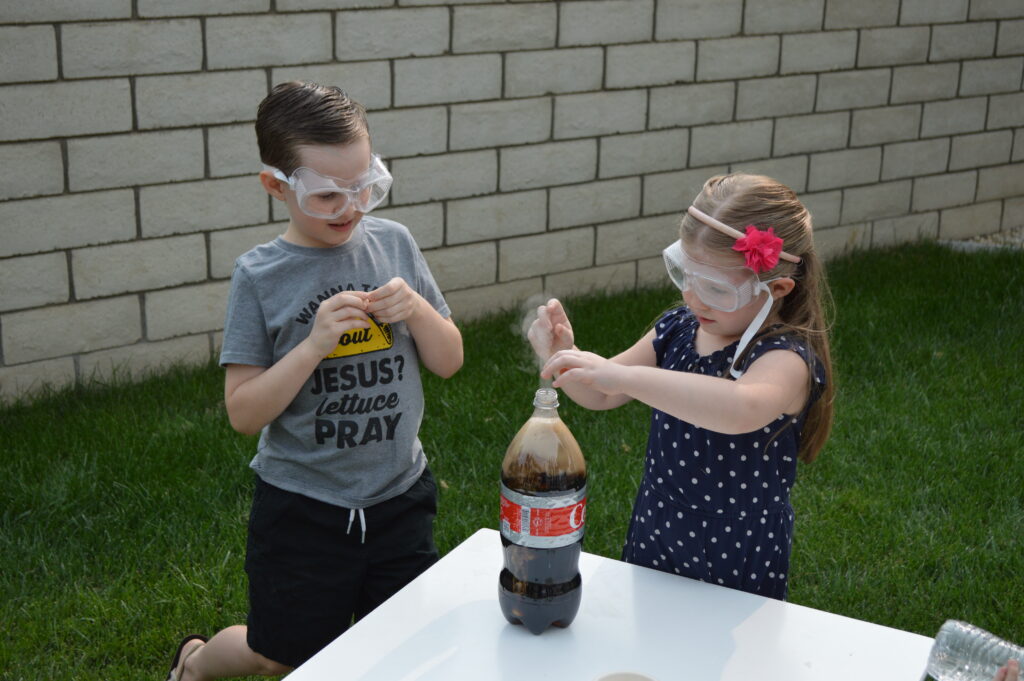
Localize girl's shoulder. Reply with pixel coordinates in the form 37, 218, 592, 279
653, 305, 697, 342
741, 329, 827, 389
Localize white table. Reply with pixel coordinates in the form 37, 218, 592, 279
288, 528, 934, 681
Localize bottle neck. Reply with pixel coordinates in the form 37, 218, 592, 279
532, 388, 560, 418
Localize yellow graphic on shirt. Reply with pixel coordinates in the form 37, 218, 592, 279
326, 314, 394, 358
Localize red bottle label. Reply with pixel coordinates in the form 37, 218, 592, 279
500, 483, 587, 549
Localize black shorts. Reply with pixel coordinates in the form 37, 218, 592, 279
244, 468, 439, 668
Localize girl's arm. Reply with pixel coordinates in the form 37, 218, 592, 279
545, 346, 810, 433
548, 329, 659, 411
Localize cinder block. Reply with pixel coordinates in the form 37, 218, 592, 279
656, 0, 742, 39
146, 281, 231, 340
938, 200, 1002, 239
997, 19, 1024, 56
442, 278, 543, 322
899, 0, 968, 24
1015, 129, 1024, 162
977, 163, 1024, 201
850, 105, 922, 146
423, 242, 497, 290
559, 0, 654, 46
68, 129, 204, 191
0, 190, 136, 258
2, 296, 141, 364
391, 150, 497, 204
969, 0, 1024, 19
697, 36, 779, 81
368, 107, 448, 158
554, 90, 646, 140
209, 124, 259, 178
79, 335, 211, 384
139, 0, 269, 16
744, 0, 824, 34
394, 55, 502, 107
736, 75, 816, 120
871, 212, 939, 247
814, 223, 871, 260
0, 252, 69, 313
825, 0, 900, 28
550, 178, 641, 229
452, 99, 551, 150
337, 8, 449, 61
649, 82, 733, 129
949, 131, 1013, 170
890, 63, 960, 103
546, 262, 636, 299
453, 4, 556, 53
504, 48, 603, 98
209, 223, 285, 279
774, 112, 849, 156
62, 19, 201, 78
447, 190, 547, 244
0, 26, 57, 83
209, 14, 330, 69
400, 0, 490, 4
0, 79, 132, 141
136, 70, 266, 130
279, 0, 386, 9
960, 57, 1024, 96
1003, 196, 1024, 228
912, 170, 978, 211
921, 98, 988, 137
730, 156, 809, 193
500, 140, 597, 191
0, 142, 63, 200
0, 357, 76, 406
642, 166, 728, 217
600, 129, 690, 179
816, 69, 890, 111
989, 92, 1024, 129
882, 138, 951, 180
857, 26, 930, 66
930, 22, 998, 61
595, 215, 677, 264
272, 62, 391, 112
500, 227, 594, 279
373, 204, 444, 250
808, 148, 882, 191
781, 31, 857, 74
802, 190, 842, 228
140, 176, 269, 237
840, 180, 912, 223
637, 255, 668, 289
690, 121, 772, 167
72, 235, 207, 300
0, 1, 130, 22
606, 41, 696, 88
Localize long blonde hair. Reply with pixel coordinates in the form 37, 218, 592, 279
682, 174, 835, 463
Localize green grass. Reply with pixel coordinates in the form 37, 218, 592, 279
2, 242, 1022, 680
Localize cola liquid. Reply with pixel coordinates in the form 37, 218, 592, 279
498, 388, 587, 635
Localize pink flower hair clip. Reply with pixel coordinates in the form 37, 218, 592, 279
686, 206, 801, 273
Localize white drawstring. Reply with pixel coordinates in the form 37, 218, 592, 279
346, 508, 367, 544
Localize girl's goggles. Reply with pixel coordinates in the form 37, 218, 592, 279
266, 154, 392, 219
662, 241, 770, 312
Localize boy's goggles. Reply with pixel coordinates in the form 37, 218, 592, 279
662, 241, 769, 312
266, 154, 392, 219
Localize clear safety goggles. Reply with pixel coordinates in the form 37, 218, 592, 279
662, 241, 774, 312
266, 154, 392, 219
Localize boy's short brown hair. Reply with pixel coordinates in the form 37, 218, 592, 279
256, 81, 369, 175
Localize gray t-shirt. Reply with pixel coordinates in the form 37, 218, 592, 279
219, 216, 450, 509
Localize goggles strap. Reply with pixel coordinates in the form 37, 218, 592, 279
729, 284, 775, 379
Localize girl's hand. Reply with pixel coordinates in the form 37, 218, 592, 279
995, 659, 1019, 681
542, 349, 627, 396
306, 291, 370, 357
527, 298, 575, 362
366, 277, 423, 323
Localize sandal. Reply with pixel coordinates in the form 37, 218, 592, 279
165, 634, 207, 681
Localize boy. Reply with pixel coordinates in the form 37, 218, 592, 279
165, 81, 463, 681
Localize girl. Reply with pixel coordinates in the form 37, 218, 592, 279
529, 173, 834, 600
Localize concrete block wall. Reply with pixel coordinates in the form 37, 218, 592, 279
1, 0, 1023, 402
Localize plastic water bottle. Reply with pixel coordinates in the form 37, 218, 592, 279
926, 620, 1024, 681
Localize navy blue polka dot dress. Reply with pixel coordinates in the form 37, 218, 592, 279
621, 306, 826, 601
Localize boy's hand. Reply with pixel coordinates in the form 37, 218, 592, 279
527, 298, 574, 362
996, 659, 1020, 681
366, 277, 423, 323
306, 291, 370, 357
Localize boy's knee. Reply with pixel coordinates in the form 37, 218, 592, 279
252, 650, 292, 677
